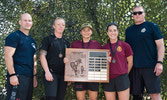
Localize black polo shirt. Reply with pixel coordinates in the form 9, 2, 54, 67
40, 35, 70, 75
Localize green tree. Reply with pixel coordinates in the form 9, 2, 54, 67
0, 0, 167, 99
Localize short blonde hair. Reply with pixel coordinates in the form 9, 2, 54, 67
53, 17, 65, 25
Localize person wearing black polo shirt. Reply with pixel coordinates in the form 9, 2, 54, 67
4, 13, 37, 100
125, 6, 165, 100
40, 17, 70, 100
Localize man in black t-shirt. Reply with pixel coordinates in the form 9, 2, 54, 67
125, 6, 165, 100
5, 13, 37, 100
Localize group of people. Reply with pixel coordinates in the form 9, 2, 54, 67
4, 6, 164, 100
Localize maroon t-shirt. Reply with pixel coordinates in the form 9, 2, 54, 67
102, 40, 133, 79
71, 40, 101, 49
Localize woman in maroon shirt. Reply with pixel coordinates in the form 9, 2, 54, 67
102, 23, 133, 100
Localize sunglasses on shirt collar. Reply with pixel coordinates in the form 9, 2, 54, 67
133, 11, 144, 15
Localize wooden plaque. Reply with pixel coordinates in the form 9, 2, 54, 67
64, 48, 109, 83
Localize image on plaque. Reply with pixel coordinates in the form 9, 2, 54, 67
67, 52, 88, 78
70, 58, 84, 76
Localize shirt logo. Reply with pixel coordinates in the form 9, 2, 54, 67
141, 28, 146, 33
117, 46, 122, 52
31, 43, 36, 50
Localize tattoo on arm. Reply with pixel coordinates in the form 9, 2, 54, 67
40, 50, 47, 56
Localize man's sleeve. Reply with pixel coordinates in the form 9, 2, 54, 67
5, 33, 19, 48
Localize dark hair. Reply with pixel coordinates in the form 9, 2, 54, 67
106, 22, 118, 32
106, 22, 120, 40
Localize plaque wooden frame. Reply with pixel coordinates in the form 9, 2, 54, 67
64, 48, 109, 83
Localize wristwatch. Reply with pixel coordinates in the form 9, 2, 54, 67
157, 61, 163, 64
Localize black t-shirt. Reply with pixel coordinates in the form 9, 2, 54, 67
40, 35, 70, 75
5, 30, 36, 77
125, 21, 163, 68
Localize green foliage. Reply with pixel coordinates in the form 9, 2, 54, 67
0, 0, 167, 100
